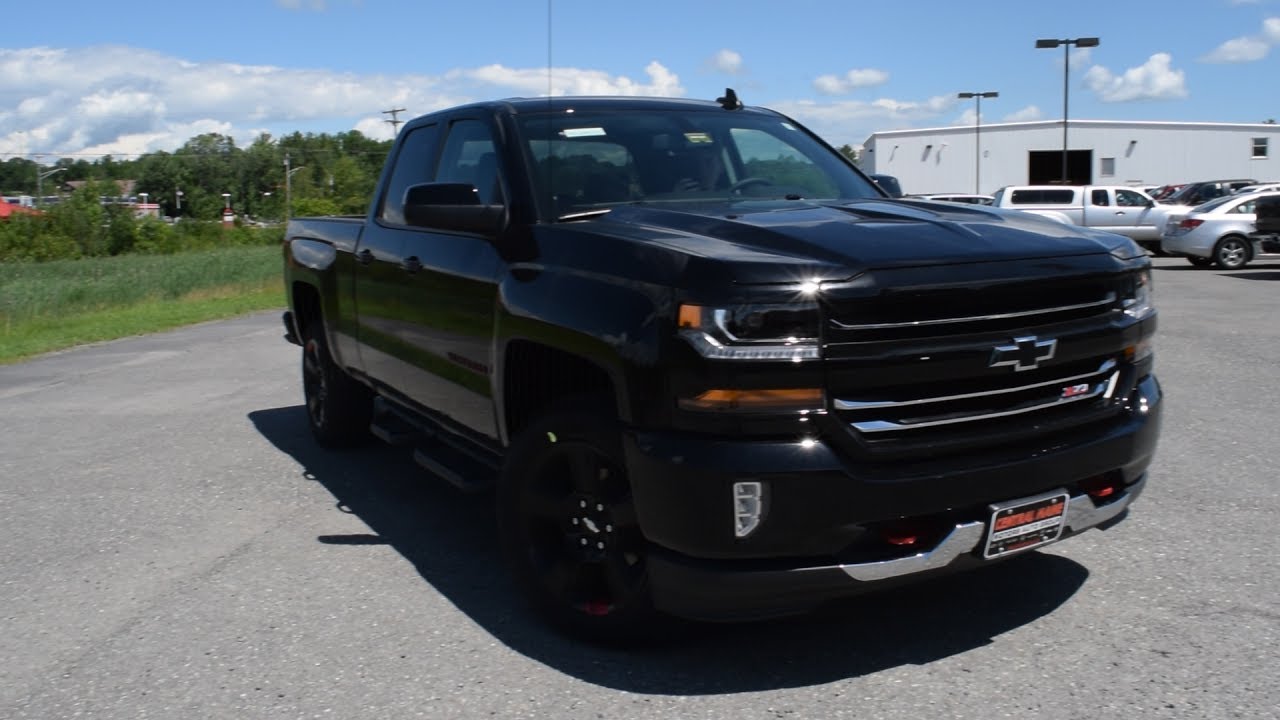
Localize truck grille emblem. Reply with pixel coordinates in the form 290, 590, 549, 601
990, 336, 1057, 372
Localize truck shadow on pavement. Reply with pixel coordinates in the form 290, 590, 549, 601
251, 404, 1090, 694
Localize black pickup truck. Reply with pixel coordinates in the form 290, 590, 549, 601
282, 93, 1161, 640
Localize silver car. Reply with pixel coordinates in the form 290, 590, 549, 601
1161, 191, 1280, 269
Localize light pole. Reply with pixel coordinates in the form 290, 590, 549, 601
36, 167, 65, 207
284, 154, 306, 221
958, 91, 998, 194
1036, 36, 1099, 184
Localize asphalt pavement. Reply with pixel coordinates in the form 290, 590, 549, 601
1, 256, 1277, 719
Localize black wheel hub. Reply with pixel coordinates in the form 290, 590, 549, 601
520, 441, 643, 616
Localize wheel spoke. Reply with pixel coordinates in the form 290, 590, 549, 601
522, 485, 574, 522
538, 552, 589, 603
566, 445, 601, 495
600, 547, 641, 604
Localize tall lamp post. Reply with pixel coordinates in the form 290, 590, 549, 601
36, 167, 66, 207
957, 91, 998, 194
1035, 36, 1099, 184
284, 156, 306, 221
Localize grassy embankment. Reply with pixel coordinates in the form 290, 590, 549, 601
0, 245, 284, 364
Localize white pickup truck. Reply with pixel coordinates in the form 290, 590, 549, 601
991, 185, 1171, 252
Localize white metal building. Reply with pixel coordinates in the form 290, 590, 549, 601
860, 120, 1280, 197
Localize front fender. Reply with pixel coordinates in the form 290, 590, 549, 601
494, 266, 669, 430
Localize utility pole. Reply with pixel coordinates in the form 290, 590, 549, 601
382, 108, 407, 136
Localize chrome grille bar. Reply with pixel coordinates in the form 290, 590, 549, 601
835, 359, 1119, 434
829, 292, 1117, 331
834, 360, 1116, 411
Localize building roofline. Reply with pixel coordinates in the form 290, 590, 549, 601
864, 119, 1280, 144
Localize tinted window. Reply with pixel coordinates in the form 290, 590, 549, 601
1010, 189, 1076, 204
378, 123, 439, 225
516, 109, 878, 219
436, 119, 503, 205
1091, 189, 1110, 206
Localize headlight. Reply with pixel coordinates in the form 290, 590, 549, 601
1122, 269, 1154, 319
678, 302, 820, 361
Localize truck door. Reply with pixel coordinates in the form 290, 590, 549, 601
353, 122, 440, 387
378, 116, 504, 439
1113, 188, 1160, 242
1084, 188, 1134, 239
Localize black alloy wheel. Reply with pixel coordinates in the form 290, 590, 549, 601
499, 404, 658, 642
301, 319, 372, 447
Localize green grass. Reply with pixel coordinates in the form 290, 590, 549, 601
0, 245, 285, 364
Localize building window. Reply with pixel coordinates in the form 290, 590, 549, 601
1253, 137, 1269, 159
1100, 157, 1115, 177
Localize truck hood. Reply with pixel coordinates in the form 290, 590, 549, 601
586, 199, 1136, 284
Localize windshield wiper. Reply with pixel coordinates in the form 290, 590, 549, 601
556, 208, 613, 222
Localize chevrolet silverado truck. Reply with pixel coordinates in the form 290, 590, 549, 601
282, 93, 1161, 641
990, 185, 1172, 253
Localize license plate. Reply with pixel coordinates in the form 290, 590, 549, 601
983, 491, 1070, 559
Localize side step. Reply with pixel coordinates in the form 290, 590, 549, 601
413, 439, 497, 494
370, 397, 498, 493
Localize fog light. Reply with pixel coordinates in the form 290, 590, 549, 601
733, 481, 766, 538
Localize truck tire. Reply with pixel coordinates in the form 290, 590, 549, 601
301, 318, 372, 447
497, 401, 661, 642
1212, 235, 1251, 270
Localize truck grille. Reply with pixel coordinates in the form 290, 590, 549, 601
822, 271, 1132, 458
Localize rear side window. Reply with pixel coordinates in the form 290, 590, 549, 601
1010, 189, 1076, 204
1091, 189, 1110, 206
378, 123, 440, 225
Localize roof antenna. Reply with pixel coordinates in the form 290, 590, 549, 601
716, 88, 743, 110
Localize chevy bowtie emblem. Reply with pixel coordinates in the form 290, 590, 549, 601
990, 336, 1057, 372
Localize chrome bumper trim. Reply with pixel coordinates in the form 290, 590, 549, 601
839, 477, 1145, 582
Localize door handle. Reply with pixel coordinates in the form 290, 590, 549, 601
402, 256, 423, 274
356, 249, 374, 265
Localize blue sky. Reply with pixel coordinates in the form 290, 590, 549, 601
3, 0, 1278, 162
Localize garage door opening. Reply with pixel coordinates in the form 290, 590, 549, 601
1029, 150, 1093, 185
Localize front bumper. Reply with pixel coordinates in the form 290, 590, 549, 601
626, 374, 1161, 621
646, 476, 1144, 621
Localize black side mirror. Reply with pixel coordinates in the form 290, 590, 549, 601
403, 182, 505, 235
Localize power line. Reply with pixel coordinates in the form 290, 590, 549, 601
382, 108, 407, 135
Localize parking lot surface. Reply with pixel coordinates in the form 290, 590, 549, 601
1, 256, 1277, 719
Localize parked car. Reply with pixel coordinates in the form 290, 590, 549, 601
869, 173, 904, 197
911, 193, 994, 205
1157, 179, 1255, 206
1161, 190, 1280, 269
1149, 184, 1184, 202
1232, 182, 1280, 195
990, 185, 1171, 251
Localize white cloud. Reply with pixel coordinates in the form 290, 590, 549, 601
707, 49, 743, 75
813, 68, 889, 96
277, 0, 329, 10
1203, 36, 1269, 62
1203, 16, 1280, 63
0, 46, 682, 158
1084, 53, 1188, 102
458, 61, 683, 96
772, 95, 954, 145
1002, 106, 1043, 122
1264, 17, 1280, 42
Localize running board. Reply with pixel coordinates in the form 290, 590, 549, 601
413, 439, 496, 493
370, 396, 497, 493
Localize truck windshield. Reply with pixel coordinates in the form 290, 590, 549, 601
515, 109, 880, 220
